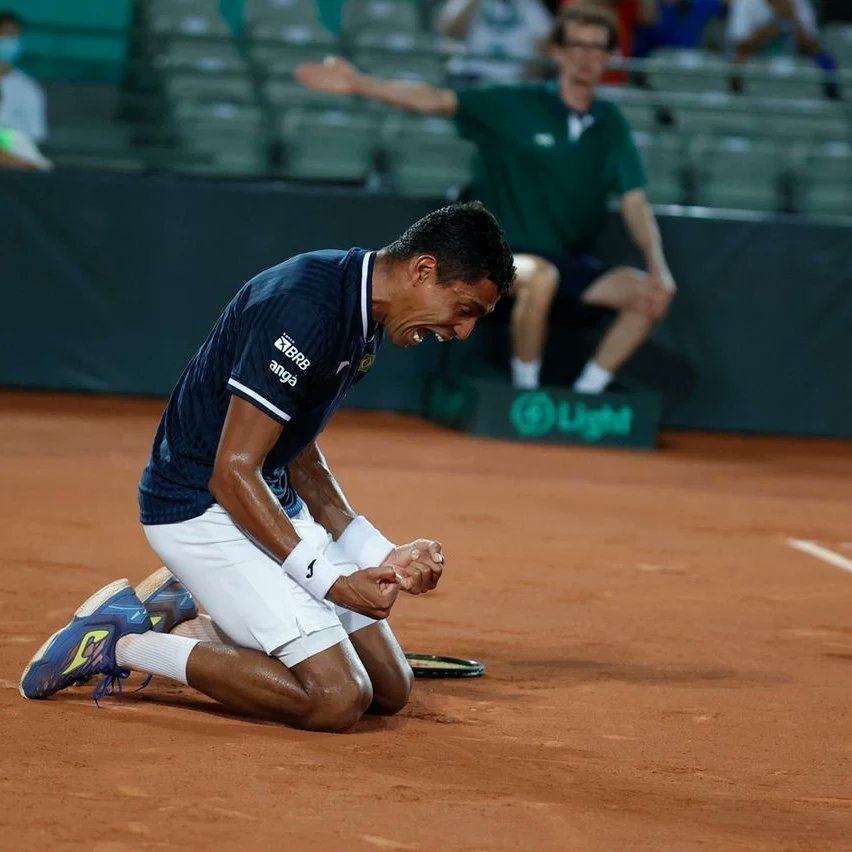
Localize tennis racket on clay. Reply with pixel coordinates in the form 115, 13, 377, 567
404, 653, 485, 679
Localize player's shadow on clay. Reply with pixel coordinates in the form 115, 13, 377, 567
145, 691, 404, 733
500, 657, 748, 686
53, 685, 402, 734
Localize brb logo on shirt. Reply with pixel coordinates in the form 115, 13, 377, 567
269, 361, 298, 387
273, 333, 311, 370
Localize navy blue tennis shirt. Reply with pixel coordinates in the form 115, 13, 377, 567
139, 248, 382, 525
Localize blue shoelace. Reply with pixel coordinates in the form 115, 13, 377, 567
92, 669, 152, 706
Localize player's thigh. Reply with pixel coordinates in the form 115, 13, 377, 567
143, 505, 342, 656
348, 620, 413, 713
580, 265, 647, 311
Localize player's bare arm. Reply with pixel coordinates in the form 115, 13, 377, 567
288, 440, 445, 595
286, 440, 357, 539
295, 56, 458, 116
210, 396, 399, 620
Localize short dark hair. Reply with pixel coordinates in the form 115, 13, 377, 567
385, 201, 515, 296
551, 4, 619, 52
0, 11, 24, 29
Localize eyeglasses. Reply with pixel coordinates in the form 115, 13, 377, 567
562, 40, 610, 55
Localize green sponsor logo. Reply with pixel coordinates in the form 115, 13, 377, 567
510, 391, 635, 442
509, 392, 557, 437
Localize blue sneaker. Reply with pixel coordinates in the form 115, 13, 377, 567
19, 579, 151, 700
135, 566, 198, 634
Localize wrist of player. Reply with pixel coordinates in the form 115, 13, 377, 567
282, 539, 340, 600
336, 515, 395, 569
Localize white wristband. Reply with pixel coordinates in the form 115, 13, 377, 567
282, 539, 340, 600
337, 516, 395, 569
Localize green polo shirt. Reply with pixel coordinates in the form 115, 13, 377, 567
455, 82, 646, 254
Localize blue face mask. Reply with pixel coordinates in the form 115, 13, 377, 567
0, 36, 22, 65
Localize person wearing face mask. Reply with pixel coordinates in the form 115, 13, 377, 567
21, 202, 516, 734
0, 11, 48, 170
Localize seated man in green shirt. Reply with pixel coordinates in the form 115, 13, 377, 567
297, 4, 676, 393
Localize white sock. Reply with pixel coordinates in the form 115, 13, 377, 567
573, 360, 613, 394
172, 614, 237, 647
115, 632, 199, 685
511, 357, 541, 390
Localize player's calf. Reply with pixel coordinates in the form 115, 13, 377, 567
184, 641, 371, 731
368, 662, 413, 716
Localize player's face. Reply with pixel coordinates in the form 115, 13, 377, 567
553, 22, 612, 87
388, 265, 500, 349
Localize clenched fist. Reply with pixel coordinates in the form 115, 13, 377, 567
383, 539, 445, 595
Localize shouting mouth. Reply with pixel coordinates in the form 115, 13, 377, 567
411, 327, 452, 346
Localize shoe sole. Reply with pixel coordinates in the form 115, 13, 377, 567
135, 566, 175, 604
19, 578, 131, 700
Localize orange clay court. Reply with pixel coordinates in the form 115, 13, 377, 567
1, 391, 851, 851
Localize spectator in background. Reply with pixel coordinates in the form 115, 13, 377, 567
634, 0, 728, 56
562, 0, 648, 81
438, 0, 554, 83
727, 0, 841, 98
297, 4, 677, 394
0, 11, 49, 170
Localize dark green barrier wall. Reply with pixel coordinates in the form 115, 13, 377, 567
1, 170, 850, 437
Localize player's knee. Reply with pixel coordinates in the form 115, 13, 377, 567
371, 662, 413, 716
302, 674, 373, 732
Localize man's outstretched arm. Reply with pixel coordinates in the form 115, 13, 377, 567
295, 56, 458, 116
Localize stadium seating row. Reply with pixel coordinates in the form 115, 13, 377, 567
31, 0, 852, 217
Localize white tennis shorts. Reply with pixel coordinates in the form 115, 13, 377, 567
143, 503, 377, 668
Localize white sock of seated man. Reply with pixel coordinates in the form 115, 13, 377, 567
572, 360, 613, 394
511, 357, 612, 393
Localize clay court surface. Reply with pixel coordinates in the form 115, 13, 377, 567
2, 391, 852, 851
